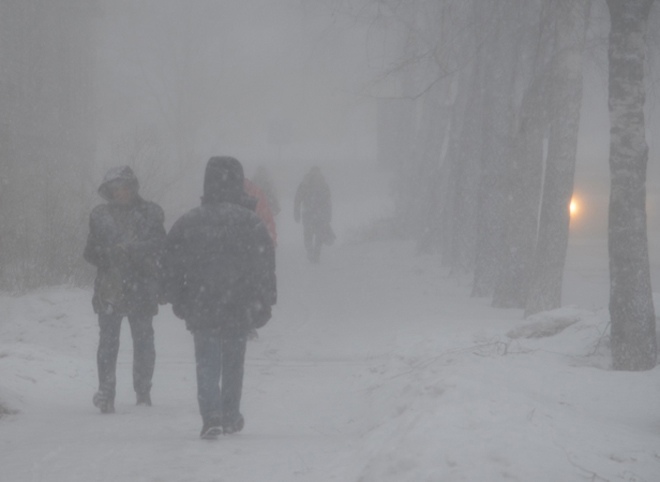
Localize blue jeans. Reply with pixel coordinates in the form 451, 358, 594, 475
193, 330, 247, 426
303, 222, 323, 262
97, 312, 155, 401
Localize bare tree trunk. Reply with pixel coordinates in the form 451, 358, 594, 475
472, 2, 516, 298
524, 0, 591, 316
441, 2, 484, 275
415, 97, 450, 254
489, 0, 546, 308
493, 74, 545, 308
606, 0, 657, 371
446, 61, 483, 276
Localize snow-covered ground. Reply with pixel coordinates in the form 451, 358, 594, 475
1, 236, 659, 481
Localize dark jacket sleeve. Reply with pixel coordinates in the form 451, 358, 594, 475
83, 206, 110, 268
252, 217, 277, 307
125, 203, 166, 268
246, 217, 277, 329
161, 216, 188, 317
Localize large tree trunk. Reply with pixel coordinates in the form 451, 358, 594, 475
438, 2, 489, 276
490, 0, 557, 309
415, 98, 450, 254
444, 63, 482, 276
606, 0, 657, 371
524, 0, 591, 316
471, 3, 514, 298
493, 75, 545, 308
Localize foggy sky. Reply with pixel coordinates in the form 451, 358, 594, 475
92, 0, 660, 238
95, 1, 377, 165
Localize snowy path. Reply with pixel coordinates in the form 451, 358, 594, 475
2, 239, 660, 481
0, 241, 455, 481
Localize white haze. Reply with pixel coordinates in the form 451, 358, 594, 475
2, 1, 660, 480
91, 1, 660, 240
94, 1, 380, 230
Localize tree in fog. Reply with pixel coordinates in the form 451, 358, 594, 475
490, 1, 549, 308
359, 1, 482, 272
470, 0, 519, 298
0, 1, 97, 290
442, 50, 481, 276
315, 0, 653, 330
345, 1, 590, 309
606, 0, 657, 371
366, 1, 455, 246
523, 0, 592, 316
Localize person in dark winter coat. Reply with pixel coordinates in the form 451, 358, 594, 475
83, 166, 166, 414
162, 156, 277, 439
294, 166, 334, 263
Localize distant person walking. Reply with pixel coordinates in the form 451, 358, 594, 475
294, 166, 334, 263
162, 156, 277, 439
83, 166, 166, 414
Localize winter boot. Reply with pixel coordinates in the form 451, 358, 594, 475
200, 418, 223, 440
221, 413, 244, 435
136, 392, 152, 406
199, 415, 222, 440
92, 391, 115, 414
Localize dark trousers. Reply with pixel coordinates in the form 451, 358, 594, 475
193, 330, 247, 426
303, 222, 322, 262
97, 311, 155, 401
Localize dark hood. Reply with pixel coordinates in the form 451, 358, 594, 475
202, 156, 249, 205
98, 166, 139, 201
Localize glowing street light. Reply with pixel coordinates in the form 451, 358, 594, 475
569, 195, 585, 228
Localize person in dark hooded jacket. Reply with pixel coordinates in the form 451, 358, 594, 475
294, 166, 334, 263
83, 166, 166, 414
162, 156, 276, 439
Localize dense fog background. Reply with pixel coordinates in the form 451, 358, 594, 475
1, 0, 660, 303
94, 0, 382, 234
3, 3, 660, 479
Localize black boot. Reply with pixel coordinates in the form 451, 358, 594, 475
136, 392, 152, 406
200, 418, 222, 440
93, 391, 115, 414
221, 413, 244, 434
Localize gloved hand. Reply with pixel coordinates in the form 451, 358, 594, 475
172, 302, 189, 320
249, 300, 272, 329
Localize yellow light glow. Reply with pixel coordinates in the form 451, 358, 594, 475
569, 197, 579, 218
